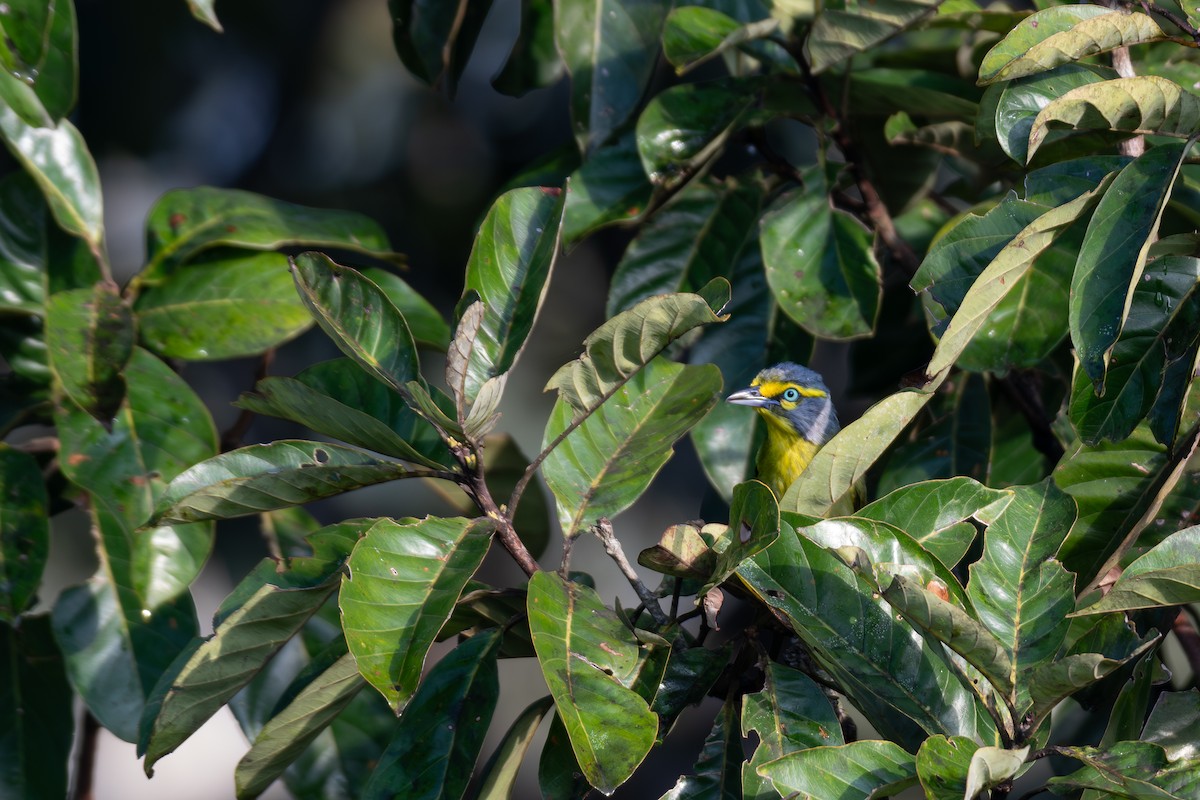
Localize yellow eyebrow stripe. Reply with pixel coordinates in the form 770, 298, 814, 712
753, 380, 827, 399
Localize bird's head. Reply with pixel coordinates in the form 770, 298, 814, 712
726, 362, 841, 445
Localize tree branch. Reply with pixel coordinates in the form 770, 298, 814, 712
592, 518, 669, 626
219, 348, 275, 453
70, 710, 100, 800
1173, 610, 1200, 686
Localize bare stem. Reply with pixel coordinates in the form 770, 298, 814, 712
461, 445, 540, 577
1173, 610, 1200, 686
70, 710, 100, 800
219, 348, 275, 453
592, 518, 669, 626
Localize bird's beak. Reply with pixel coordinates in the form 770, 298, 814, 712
726, 386, 774, 408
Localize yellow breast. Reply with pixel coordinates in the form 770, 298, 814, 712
755, 408, 821, 499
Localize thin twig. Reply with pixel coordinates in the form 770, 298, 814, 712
1173, 610, 1200, 686
592, 518, 669, 626
1138, 0, 1200, 43
14, 435, 59, 454
219, 348, 275, 452
70, 710, 100, 800
460, 444, 540, 577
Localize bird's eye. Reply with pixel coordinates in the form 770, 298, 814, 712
781, 388, 800, 402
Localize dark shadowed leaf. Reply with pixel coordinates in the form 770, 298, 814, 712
1048, 741, 1200, 798
492, 0, 562, 97
45, 282, 133, 420
758, 740, 918, 799
706, 480, 779, 592
662, 7, 779, 75
805, 0, 943, 74
1074, 526, 1200, 615
388, 0, 492, 95
528, 571, 658, 793
659, 693, 742, 800
136, 251, 313, 360
339, 516, 492, 712
0, 445, 48, 621
0, 0, 77, 121
475, 696, 556, 800
0, 173, 49, 316
561, 129, 651, 244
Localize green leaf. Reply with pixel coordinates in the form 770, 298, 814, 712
45, 283, 133, 420
1029, 77, 1200, 159
388, 0, 492, 95
360, 631, 502, 800
965, 746, 1029, 799
806, 0, 943, 74
492, 0, 562, 97
706, 480, 779, 591
0, 107, 102, 251
857, 478, 1012, 569
556, 0, 669, 153
1025, 653, 1127, 725
0, 445, 48, 621
291, 252, 420, 397
546, 282, 728, 418
236, 367, 449, 470
760, 176, 882, 340
966, 480, 1076, 708
0, 173, 49, 315
742, 661, 844, 800
339, 516, 492, 712
916, 735, 978, 800
1143, 691, 1200, 761
737, 524, 997, 747
135, 251, 313, 360
781, 386, 939, 517
0, 0, 77, 121
1072, 142, 1191, 391
186, 0, 223, 31
1074, 526, 1200, 614
542, 358, 722, 536
1048, 741, 1200, 799
662, 7, 779, 75
607, 180, 761, 317
1070, 256, 1200, 444
527, 571, 658, 794
234, 653, 364, 800
475, 696, 556, 800
660, 693, 742, 800
561, 129, 651, 244
0, 616, 74, 800
141, 187, 395, 284
458, 186, 565, 408
538, 713, 593, 800
979, 7, 1168, 85
360, 266, 449, 350
139, 522, 359, 772
758, 740, 918, 799
993, 65, 1111, 164
154, 440, 411, 524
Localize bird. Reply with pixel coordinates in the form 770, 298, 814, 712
726, 362, 841, 500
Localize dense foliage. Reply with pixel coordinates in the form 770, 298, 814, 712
4, 0, 1200, 798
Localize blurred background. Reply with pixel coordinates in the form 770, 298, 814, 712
43, 0, 760, 796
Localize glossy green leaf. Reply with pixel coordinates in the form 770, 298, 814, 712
761, 176, 881, 340
651, 644, 729, 727
139, 522, 360, 772
492, 0, 562, 97
742, 661, 843, 800
737, 524, 996, 747
0, 173, 48, 315
339, 516, 491, 712
758, 740, 918, 799
660, 693, 741, 800
1101, 652, 1161, 749
542, 358, 722, 536
561, 129, 651, 244
636, 78, 768, 186
781, 386, 939, 517
186, 0, 223, 31
0, 445, 47, 621
1029, 77, 1200, 160
1025, 653, 1126, 726
0, 0, 77, 121
142, 187, 394, 283
538, 713, 593, 800
236, 370, 449, 470
0, 616, 74, 800
0, 107, 102, 251
993, 65, 1110, 164
135, 251, 312, 360
388, 0, 492, 94
475, 695, 556, 800
662, 7, 778, 75
291, 252, 420, 397
154, 440, 411, 524
706, 480, 779, 592
45, 283, 133, 419
857, 478, 1012, 569
916, 735, 978, 800
1143, 691, 1200, 761
527, 571, 658, 794
608, 180, 760, 317
360, 631, 501, 800
979, 7, 1167, 85
1075, 526, 1200, 615
556, 0, 668, 153
546, 282, 728, 417
458, 186, 565, 407
1048, 741, 1200, 798
54, 568, 198, 743
806, 0, 943, 72
1070, 256, 1200, 444
966, 480, 1076, 708
360, 266, 449, 350
1072, 142, 1190, 391
234, 653, 364, 799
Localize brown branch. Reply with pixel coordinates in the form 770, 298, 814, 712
593, 518, 669, 626
462, 449, 539, 577
219, 348, 275, 452
1173, 610, 1200, 686
1137, 1, 1200, 43
70, 710, 100, 800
